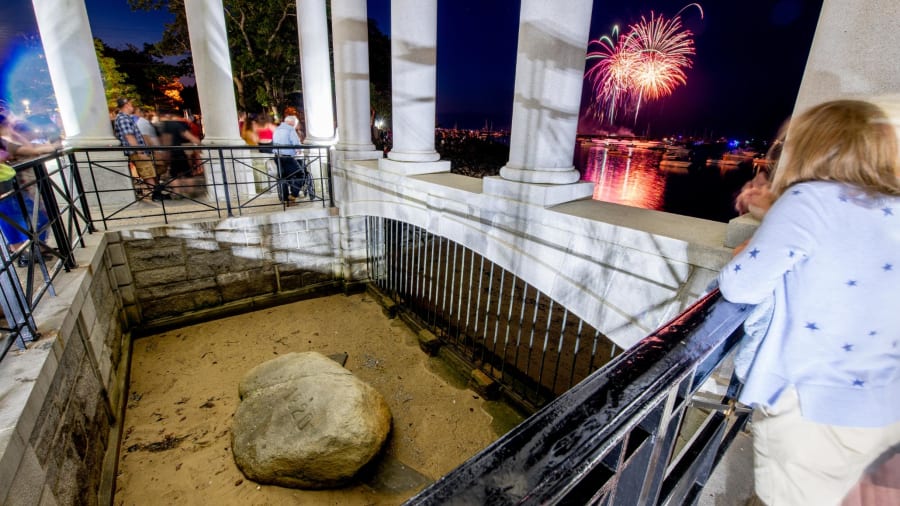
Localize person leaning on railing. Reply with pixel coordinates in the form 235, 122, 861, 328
112, 97, 169, 202
0, 111, 58, 266
717, 98, 900, 506
272, 115, 310, 204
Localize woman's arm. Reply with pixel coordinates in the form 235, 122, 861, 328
718, 186, 822, 303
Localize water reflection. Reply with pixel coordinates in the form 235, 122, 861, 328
574, 139, 756, 223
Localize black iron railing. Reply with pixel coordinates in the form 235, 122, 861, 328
366, 217, 622, 410
363, 216, 751, 505
0, 143, 333, 361
69, 144, 332, 229
405, 291, 750, 506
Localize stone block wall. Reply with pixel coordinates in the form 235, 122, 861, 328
115, 208, 341, 325
0, 233, 127, 505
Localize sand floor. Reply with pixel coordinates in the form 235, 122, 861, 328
113, 292, 522, 506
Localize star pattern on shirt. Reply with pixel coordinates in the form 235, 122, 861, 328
792, 190, 802, 195
846, 280, 857, 287
869, 330, 878, 336
885, 263, 894, 271
839, 195, 849, 202
853, 379, 865, 387
789, 250, 795, 258
733, 264, 741, 273
842, 343, 854, 351
805, 322, 819, 331
883, 207, 894, 216
749, 248, 760, 258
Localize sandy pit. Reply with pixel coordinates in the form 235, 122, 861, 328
113, 292, 523, 505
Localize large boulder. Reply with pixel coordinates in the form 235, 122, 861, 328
232, 351, 392, 488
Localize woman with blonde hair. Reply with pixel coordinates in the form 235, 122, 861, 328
718, 98, 900, 505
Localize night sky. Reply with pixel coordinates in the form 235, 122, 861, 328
1, 0, 823, 141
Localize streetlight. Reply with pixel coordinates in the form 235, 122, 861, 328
22, 99, 31, 116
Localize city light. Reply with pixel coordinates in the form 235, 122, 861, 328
22, 99, 31, 115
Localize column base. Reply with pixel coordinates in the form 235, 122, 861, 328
378, 158, 451, 175
386, 150, 441, 163
303, 134, 338, 146
499, 165, 582, 184
483, 176, 594, 207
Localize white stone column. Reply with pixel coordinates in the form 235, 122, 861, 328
297, 0, 337, 145
331, 0, 381, 160
378, 0, 450, 175
793, 0, 900, 115
31, 0, 113, 144
32, 0, 135, 206
184, 0, 254, 199
184, 0, 243, 145
485, 0, 594, 206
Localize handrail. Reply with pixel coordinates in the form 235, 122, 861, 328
0, 143, 334, 362
404, 291, 752, 505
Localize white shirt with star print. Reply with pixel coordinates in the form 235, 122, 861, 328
718, 180, 899, 427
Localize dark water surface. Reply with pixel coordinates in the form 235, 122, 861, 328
574, 140, 756, 223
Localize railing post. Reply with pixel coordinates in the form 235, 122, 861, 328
32, 160, 75, 270
217, 147, 234, 217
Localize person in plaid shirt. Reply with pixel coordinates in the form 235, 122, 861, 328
113, 97, 168, 201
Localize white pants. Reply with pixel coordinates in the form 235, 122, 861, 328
751, 387, 900, 506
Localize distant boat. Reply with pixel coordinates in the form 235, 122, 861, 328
658, 145, 691, 173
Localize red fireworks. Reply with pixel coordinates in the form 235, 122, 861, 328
586, 4, 703, 124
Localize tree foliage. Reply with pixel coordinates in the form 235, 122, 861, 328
95, 39, 138, 108
129, 0, 301, 115
96, 40, 190, 112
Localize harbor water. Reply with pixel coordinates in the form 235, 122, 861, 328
574, 138, 757, 223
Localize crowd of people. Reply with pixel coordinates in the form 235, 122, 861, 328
0, 104, 62, 267
110, 98, 204, 201
238, 107, 314, 205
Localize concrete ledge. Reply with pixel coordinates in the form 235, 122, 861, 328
378, 158, 452, 175
725, 213, 760, 249
482, 176, 594, 207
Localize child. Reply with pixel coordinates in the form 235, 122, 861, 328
717, 98, 900, 505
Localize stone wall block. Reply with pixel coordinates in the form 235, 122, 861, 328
132, 266, 188, 288
0, 429, 26, 504
106, 242, 127, 266
112, 265, 133, 286
299, 228, 331, 247
125, 245, 185, 272
121, 233, 184, 250
217, 268, 277, 302
5, 447, 45, 506
306, 217, 331, 231
119, 284, 136, 305
269, 232, 301, 251
274, 220, 309, 235
186, 248, 268, 279
301, 270, 334, 287
140, 289, 223, 320
276, 252, 335, 272
30, 336, 85, 462
137, 278, 218, 302
213, 230, 262, 245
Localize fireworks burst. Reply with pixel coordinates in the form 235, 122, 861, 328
586, 3, 703, 124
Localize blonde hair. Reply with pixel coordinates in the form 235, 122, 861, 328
768, 98, 900, 197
